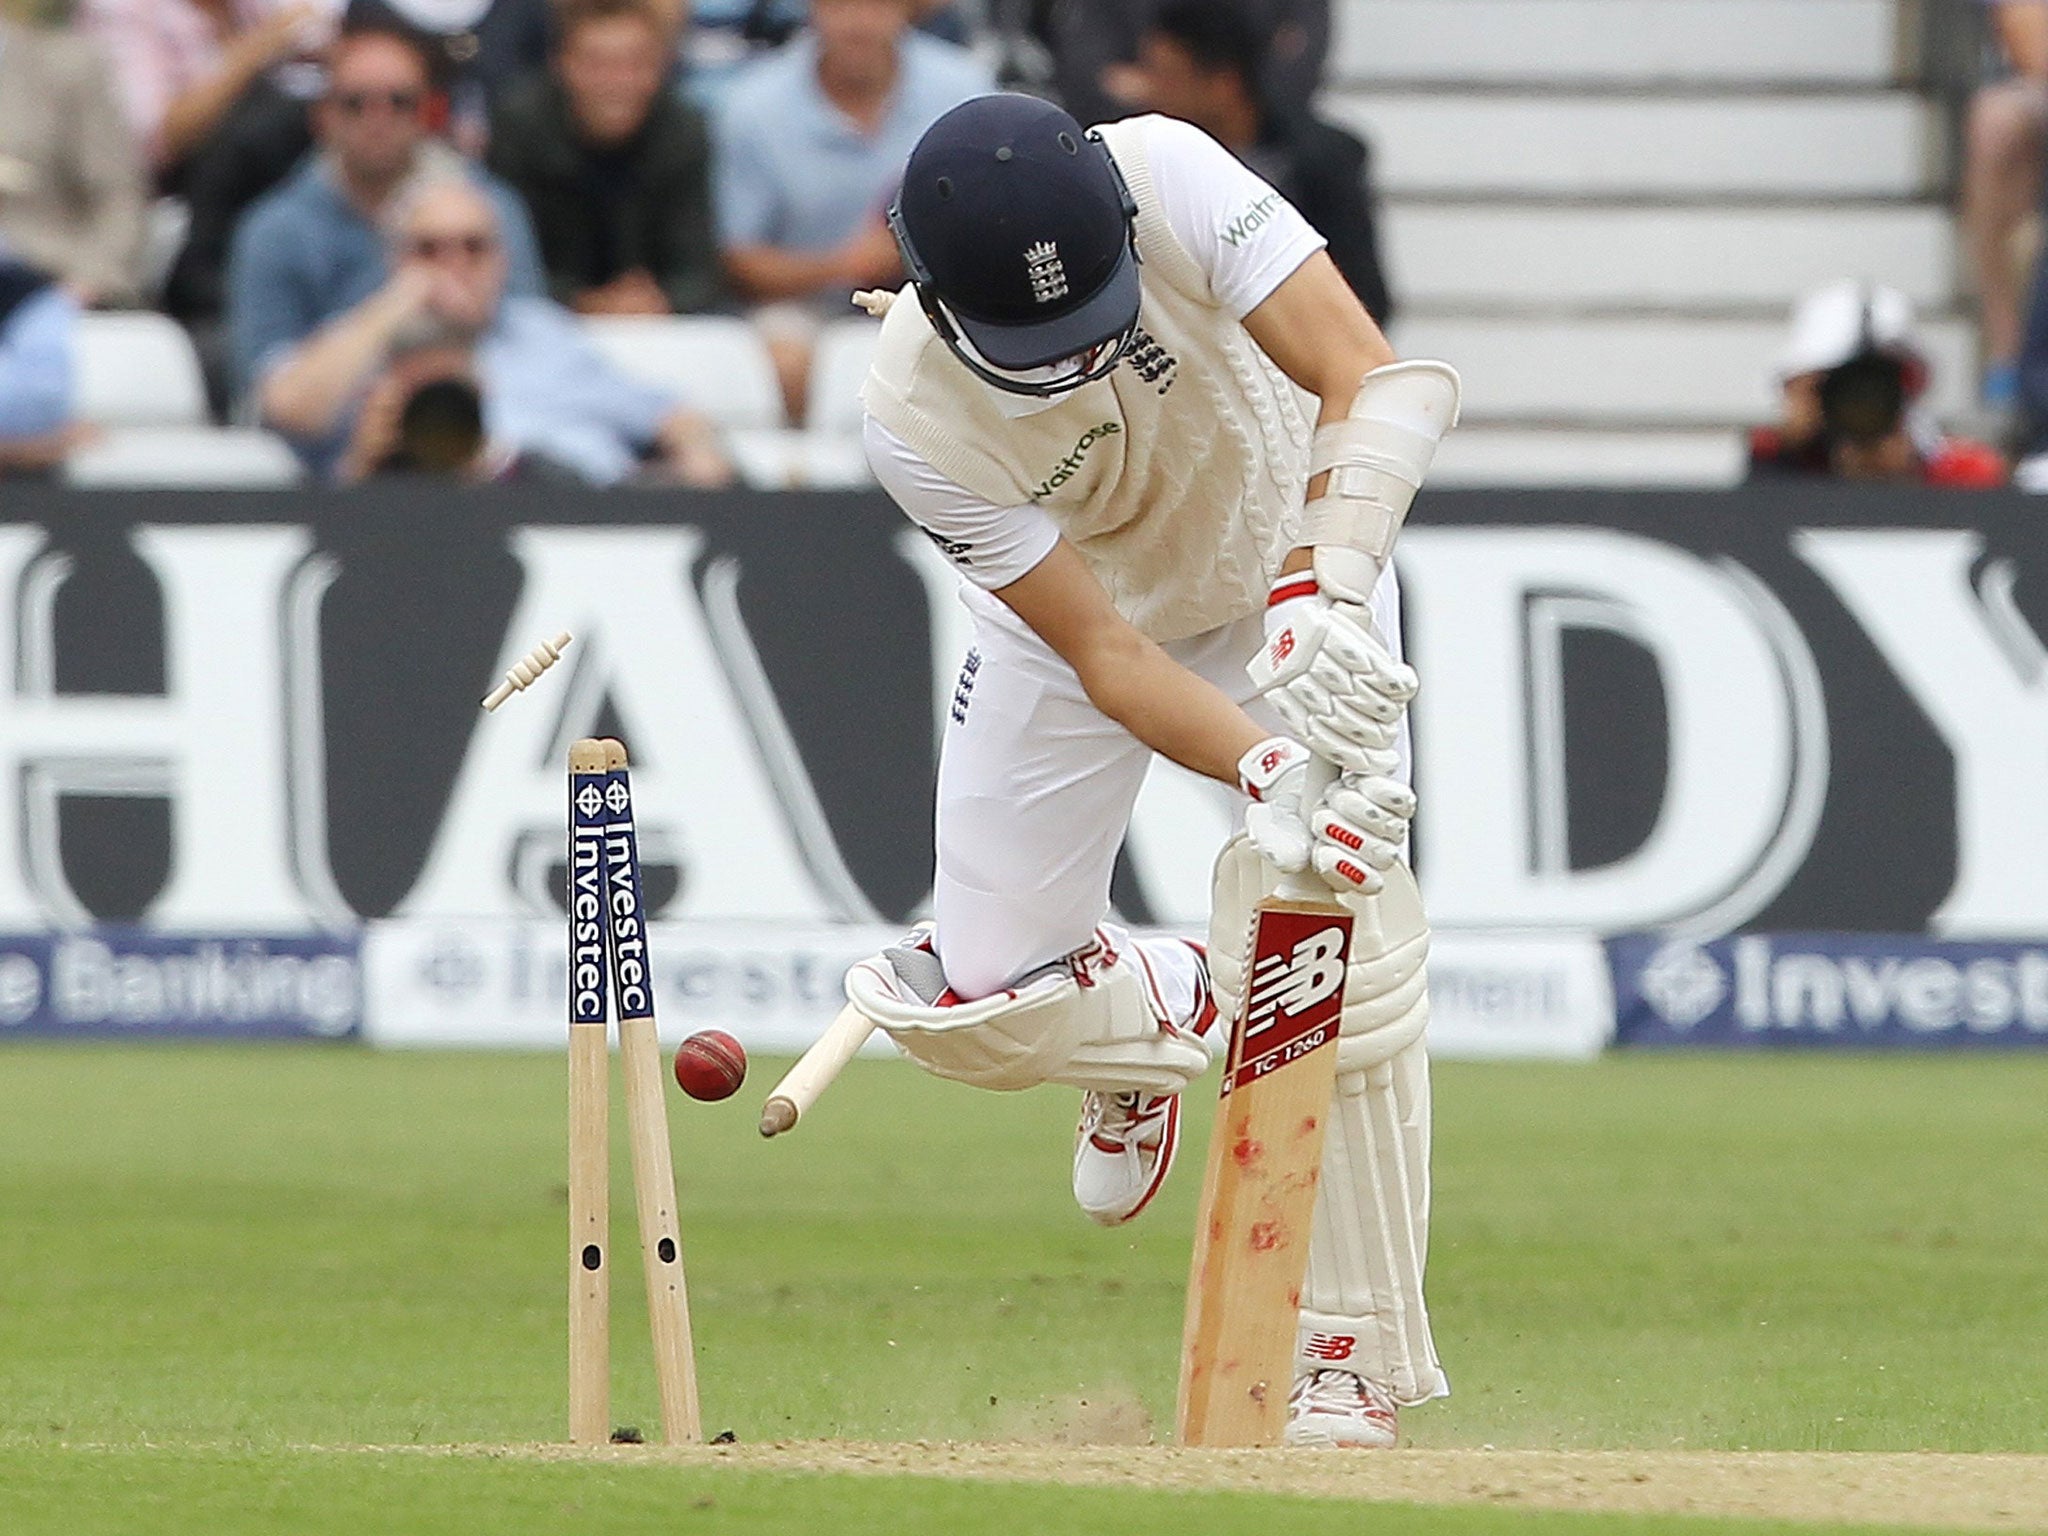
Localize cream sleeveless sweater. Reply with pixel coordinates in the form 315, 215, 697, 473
860, 117, 1315, 643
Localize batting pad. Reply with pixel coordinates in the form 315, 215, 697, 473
1299, 1040, 1448, 1406
846, 932, 1211, 1095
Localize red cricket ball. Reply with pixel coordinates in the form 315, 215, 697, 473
673, 1029, 748, 1101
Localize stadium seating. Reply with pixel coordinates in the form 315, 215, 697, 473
805, 317, 882, 436
45, 0, 1970, 489
581, 314, 785, 431
726, 427, 872, 490
64, 427, 304, 488
73, 313, 209, 429
1325, 0, 1955, 486
1330, 0, 1897, 85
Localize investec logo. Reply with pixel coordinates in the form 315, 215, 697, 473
1033, 421, 1120, 499
1640, 937, 2048, 1036
603, 815, 652, 1019
568, 828, 607, 1024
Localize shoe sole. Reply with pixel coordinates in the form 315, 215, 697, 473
1283, 1419, 1399, 1449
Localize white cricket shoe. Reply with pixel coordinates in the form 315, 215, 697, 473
1072, 1088, 1181, 1226
1071, 940, 1218, 1226
1284, 1370, 1400, 1448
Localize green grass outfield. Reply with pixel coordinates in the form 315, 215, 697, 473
1, 1047, 2043, 1533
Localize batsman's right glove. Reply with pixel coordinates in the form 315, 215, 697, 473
1238, 737, 1412, 896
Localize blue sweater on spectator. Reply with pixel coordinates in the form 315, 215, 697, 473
713, 32, 991, 258
0, 263, 74, 443
225, 147, 544, 397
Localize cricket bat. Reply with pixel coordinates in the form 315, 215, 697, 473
1177, 770, 1352, 1447
758, 1002, 880, 1138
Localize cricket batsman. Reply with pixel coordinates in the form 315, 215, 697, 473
845, 93, 1456, 1446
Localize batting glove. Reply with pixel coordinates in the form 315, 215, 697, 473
1307, 770, 1416, 896
1238, 735, 1316, 875
1248, 572, 1418, 773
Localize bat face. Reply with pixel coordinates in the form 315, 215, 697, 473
1179, 895, 1353, 1446
1227, 903, 1351, 1095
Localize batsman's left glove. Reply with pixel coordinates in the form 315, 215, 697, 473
1248, 571, 1417, 773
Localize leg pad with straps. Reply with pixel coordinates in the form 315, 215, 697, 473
846, 927, 1212, 1095
1209, 836, 1443, 1404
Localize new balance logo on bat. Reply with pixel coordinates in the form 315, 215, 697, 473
1246, 926, 1347, 1034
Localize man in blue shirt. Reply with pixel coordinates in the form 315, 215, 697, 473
225, 22, 545, 460
713, 0, 990, 420
0, 257, 75, 477
269, 175, 728, 485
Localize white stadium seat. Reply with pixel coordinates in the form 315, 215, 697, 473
1330, 0, 1897, 87
1324, 91, 1935, 200
1392, 313, 1975, 428
73, 312, 208, 428
1385, 204, 1954, 312
726, 428, 873, 490
64, 427, 304, 488
1428, 428, 1746, 490
805, 317, 882, 434
581, 314, 785, 430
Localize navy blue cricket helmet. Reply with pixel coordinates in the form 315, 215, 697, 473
889, 94, 1142, 395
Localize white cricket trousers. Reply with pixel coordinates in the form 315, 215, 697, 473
931, 565, 1407, 1005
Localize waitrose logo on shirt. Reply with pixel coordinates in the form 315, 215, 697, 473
1221, 191, 1285, 248
1034, 421, 1121, 498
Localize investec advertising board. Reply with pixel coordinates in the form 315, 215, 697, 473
0, 483, 2042, 1051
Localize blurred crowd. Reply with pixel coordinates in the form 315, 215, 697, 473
0, 0, 1398, 485
6, 0, 2044, 491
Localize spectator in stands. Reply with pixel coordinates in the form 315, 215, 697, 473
1748, 281, 2004, 487
0, 4, 148, 304
280, 175, 729, 483
681, 0, 968, 107
1961, 1, 2048, 414
1131, 0, 1391, 322
76, 0, 332, 185
1046, 0, 1326, 132
348, 0, 553, 151
161, 46, 326, 418
339, 340, 581, 479
226, 23, 544, 435
714, 0, 991, 421
489, 0, 722, 316
680, 0, 803, 105
0, 255, 77, 478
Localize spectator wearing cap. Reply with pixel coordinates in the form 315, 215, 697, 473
0, 6, 148, 304
1960, 1, 2048, 413
713, 0, 991, 422
0, 256, 77, 477
488, 0, 722, 317
274, 175, 730, 483
1047, 0, 1327, 133
225, 23, 544, 420
1749, 280, 2004, 487
1131, 0, 1391, 323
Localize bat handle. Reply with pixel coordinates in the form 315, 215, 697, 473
759, 1003, 880, 1138
1277, 754, 1341, 901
